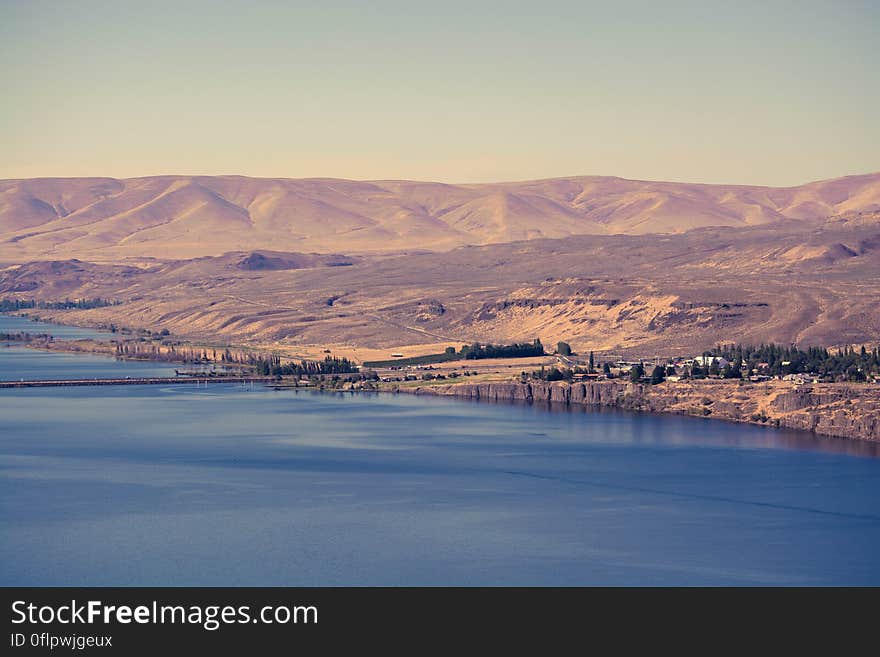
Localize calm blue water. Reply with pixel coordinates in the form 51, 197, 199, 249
1, 350, 879, 585
0, 313, 113, 341
0, 314, 178, 380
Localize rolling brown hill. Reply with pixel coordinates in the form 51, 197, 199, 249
4, 221, 879, 357
2, 173, 879, 261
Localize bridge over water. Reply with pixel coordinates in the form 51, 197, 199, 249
0, 376, 277, 389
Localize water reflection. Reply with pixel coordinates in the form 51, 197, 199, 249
562, 399, 878, 458
0, 314, 177, 380
0, 314, 113, 341
1, 386, 878, 585
411, 395, 880, 459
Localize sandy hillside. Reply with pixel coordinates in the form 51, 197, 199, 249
3, 219, 879, 357
1, 173, 878, 260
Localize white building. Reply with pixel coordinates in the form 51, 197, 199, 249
693, 356, 730, 368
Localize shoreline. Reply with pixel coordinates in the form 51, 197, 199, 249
0, 376, 276, 388
1, 333, 254, 371
3, 349, 879, 445
400, 379, 880, 443
4, 314, 880, 444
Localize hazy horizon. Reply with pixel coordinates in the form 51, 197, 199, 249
2, 0, 878, 186
2, 169, 880, 189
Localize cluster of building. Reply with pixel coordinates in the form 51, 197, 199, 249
596, 356, 832, 385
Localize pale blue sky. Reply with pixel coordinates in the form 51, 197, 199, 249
1, 0, 877, 184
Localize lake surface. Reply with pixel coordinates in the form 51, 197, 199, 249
0, 314, 178, 380
2, 337, 879, 585
0, 313, 113, 341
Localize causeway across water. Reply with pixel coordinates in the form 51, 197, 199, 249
0, 376, 276, 388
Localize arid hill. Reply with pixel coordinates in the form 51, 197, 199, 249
1, 173, 879, 260
3, 219, 879, 358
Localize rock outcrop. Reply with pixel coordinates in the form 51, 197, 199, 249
411, 380, 880, 443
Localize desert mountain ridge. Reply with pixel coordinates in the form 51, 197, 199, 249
2, 172, 879, 260
4, 220, 879, 356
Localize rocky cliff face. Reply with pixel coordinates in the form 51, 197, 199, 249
768, 387, 880, 440
412, 380, 880, 443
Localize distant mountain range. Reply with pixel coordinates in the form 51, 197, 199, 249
2, 173, 879, 260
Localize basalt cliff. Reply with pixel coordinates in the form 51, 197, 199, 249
410, 379, 880, 443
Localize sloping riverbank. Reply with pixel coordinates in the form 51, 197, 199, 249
406, 379, 880, 443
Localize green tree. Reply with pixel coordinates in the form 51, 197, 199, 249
723, 357, 743, 379
650, 365, 666, 384
630, 363, 645, 382
556, 341, 572, 356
